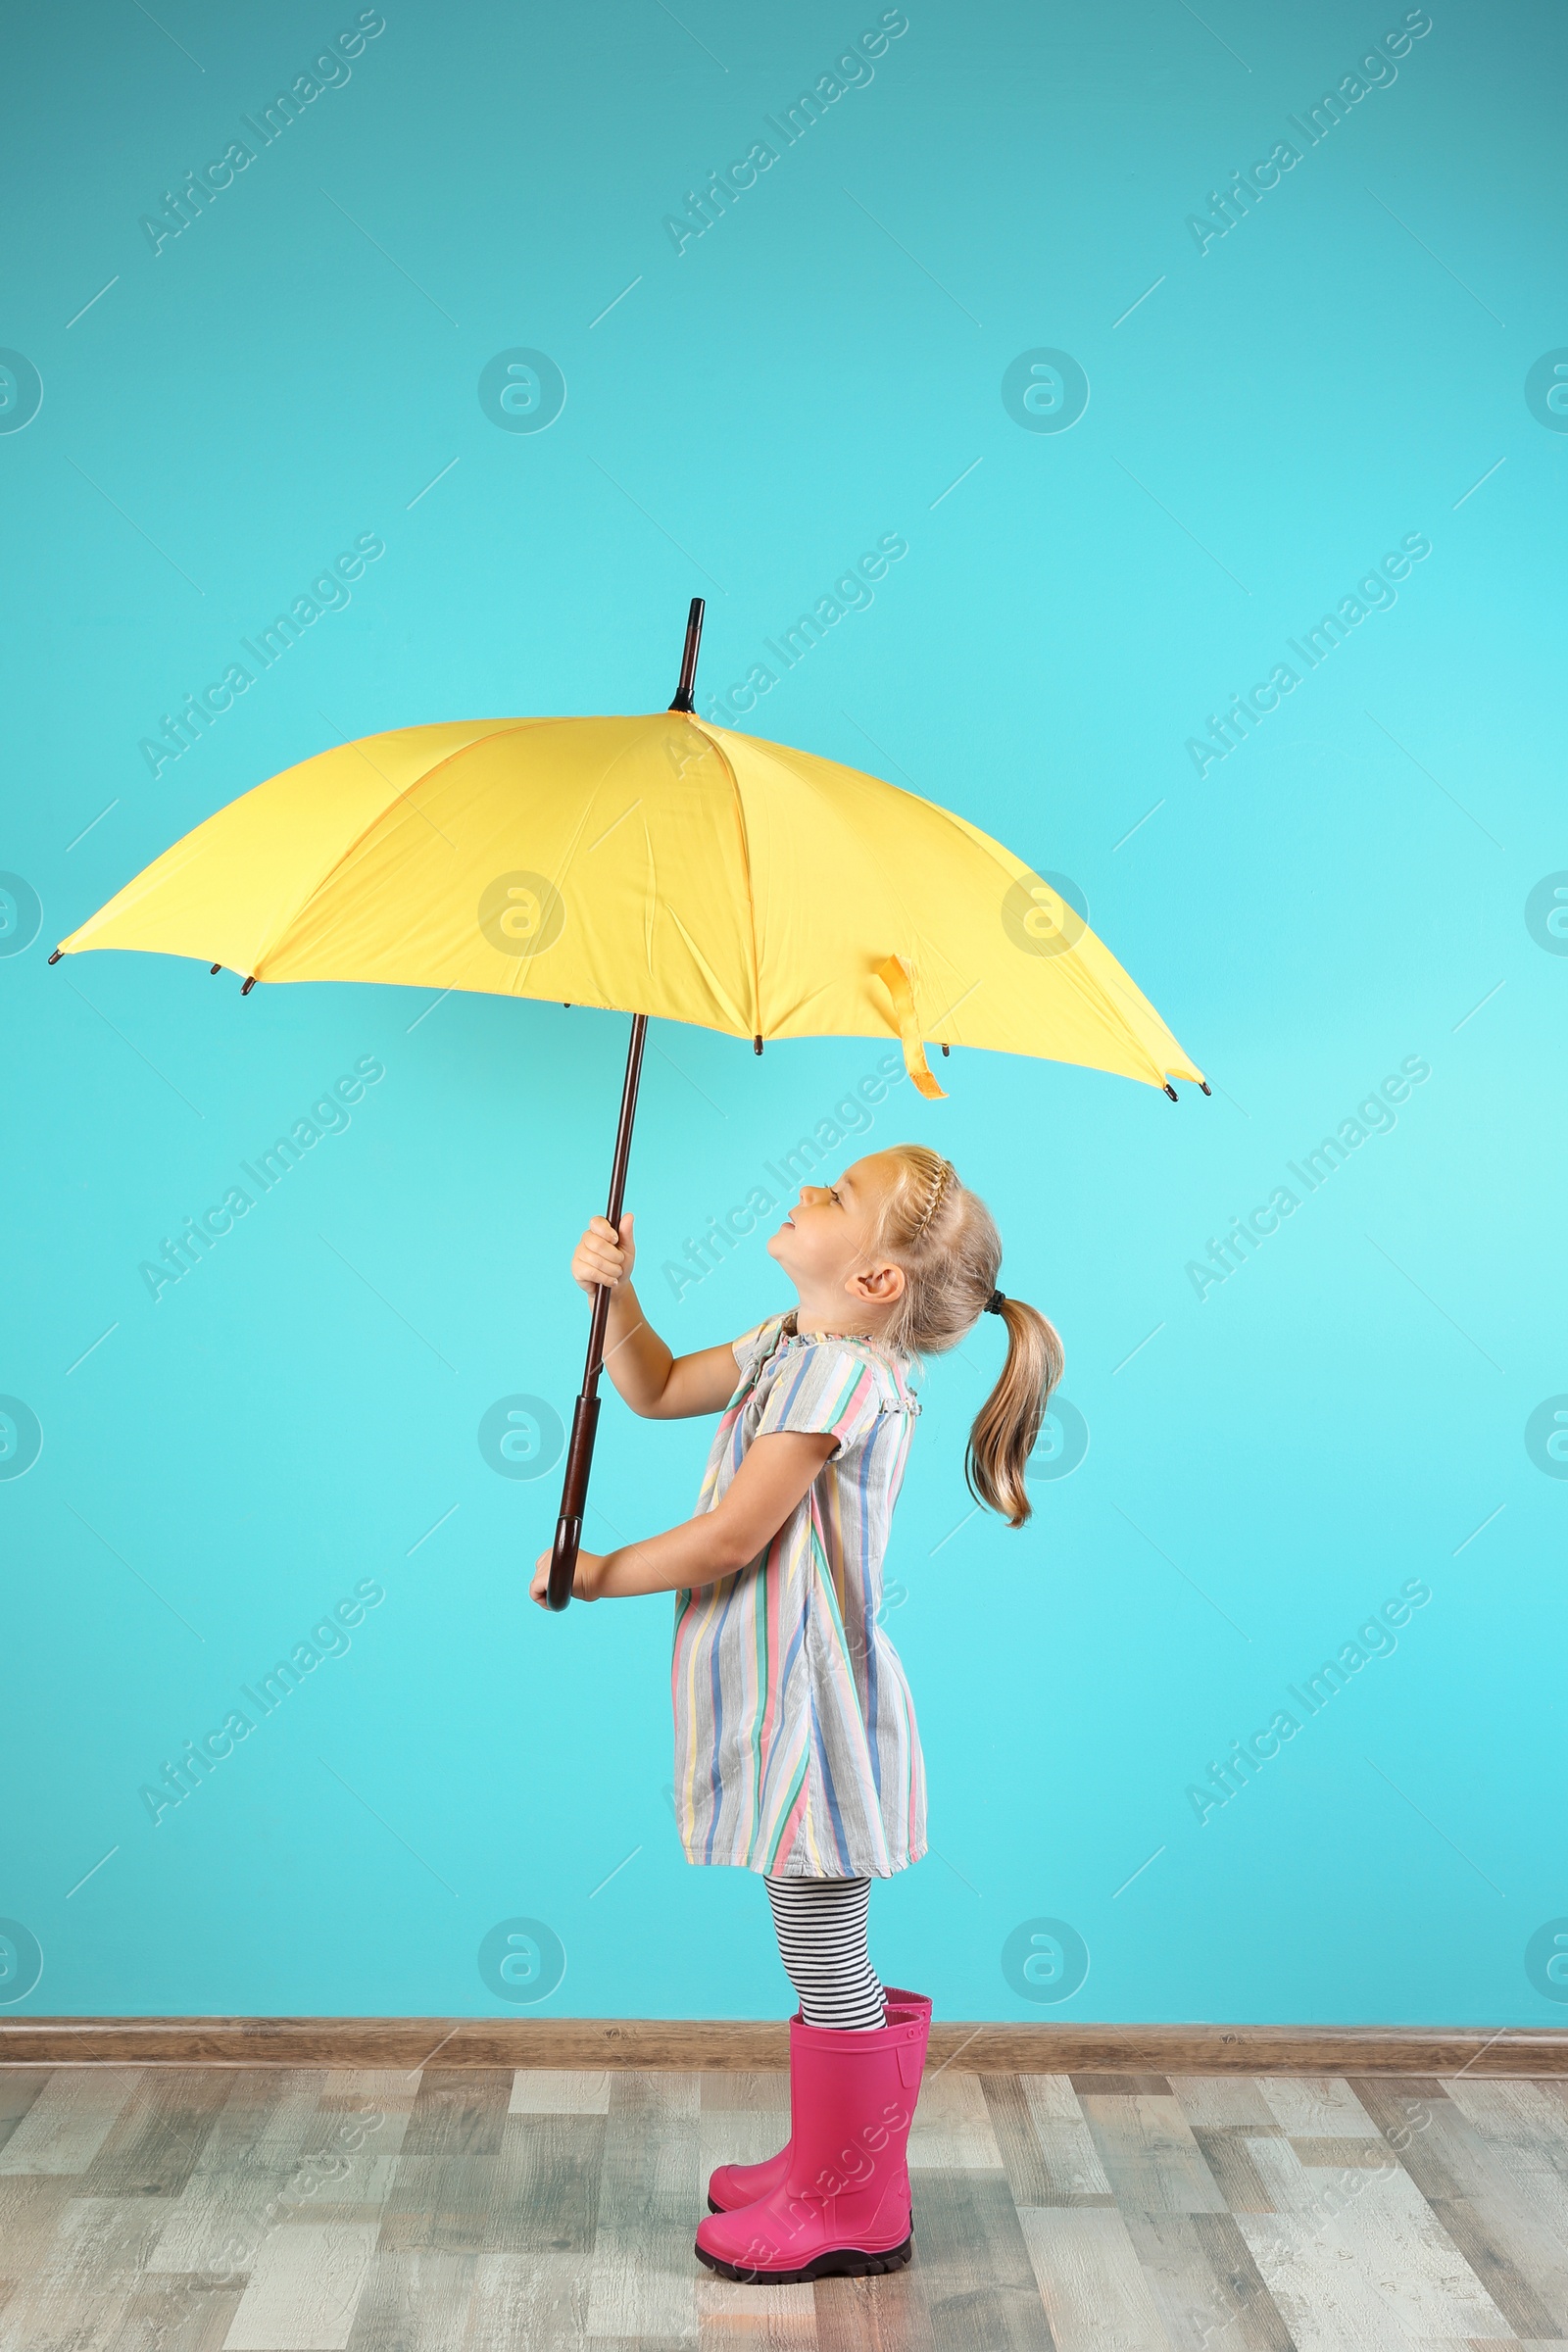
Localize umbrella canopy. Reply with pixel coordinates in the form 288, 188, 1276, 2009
53, 601, 1205, 1606
55, 712, 1202, 1102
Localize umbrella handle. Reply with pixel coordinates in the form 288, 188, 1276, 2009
549, 1392, 601, 1604
547, 1011, 649, 1610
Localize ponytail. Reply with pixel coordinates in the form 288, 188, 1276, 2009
964, 1296, 1065, 1529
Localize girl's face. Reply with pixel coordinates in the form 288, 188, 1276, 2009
765, 1152, 906, 1323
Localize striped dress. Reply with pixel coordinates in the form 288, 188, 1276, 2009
670, 1308, 928, 1880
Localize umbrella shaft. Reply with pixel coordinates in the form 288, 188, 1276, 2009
591, 1007, 648, 1371
549, 1011, 649, 1608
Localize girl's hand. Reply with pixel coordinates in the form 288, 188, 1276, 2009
572, 1211, 635, 1298
531, 1547, 605, 1606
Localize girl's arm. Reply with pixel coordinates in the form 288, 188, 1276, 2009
573, 1211, 741, 1419
530, 1429, 836, 1605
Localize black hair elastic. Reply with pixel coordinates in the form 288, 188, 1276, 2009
984, 1288, 1006, 1314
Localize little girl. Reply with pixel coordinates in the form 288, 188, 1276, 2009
531, 1143, 1062, 2285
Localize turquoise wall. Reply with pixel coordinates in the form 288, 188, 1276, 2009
2, 0, 1563, 2025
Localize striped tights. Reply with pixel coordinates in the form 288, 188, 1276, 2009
763, 1870, 886, 2031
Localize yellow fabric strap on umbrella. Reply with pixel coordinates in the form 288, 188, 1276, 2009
876, 954, 947, 1101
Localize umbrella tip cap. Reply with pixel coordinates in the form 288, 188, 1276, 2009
47, 949, 62, 963
669, 595, 706, 711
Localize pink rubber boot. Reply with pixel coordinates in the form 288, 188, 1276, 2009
694, 1997, 930, 2283
708, 1987, 931, 2214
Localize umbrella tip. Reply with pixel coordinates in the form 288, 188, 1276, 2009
211, 963, 221, 975
1164, 1082, 1179, 1101
241, 975, 257, 995
754, 1034, 762, 1054
1199, 1080, 1211, 1095
668, 597, 706, 713
47, 949, 62, 963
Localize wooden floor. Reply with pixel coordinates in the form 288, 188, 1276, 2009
3, 2061, 1568, 2351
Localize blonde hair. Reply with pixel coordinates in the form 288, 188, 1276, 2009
868, 1145, 1064, 1530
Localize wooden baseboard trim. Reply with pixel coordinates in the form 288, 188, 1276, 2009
3, 2018, 1565, 2073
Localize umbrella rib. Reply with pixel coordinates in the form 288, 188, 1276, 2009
250, 717, 550, 977
897, 788, 1176, 1075
642, 809, 657, 982
662, 903, 750, 1030
725, 728, 962, 1054
492, 719, 690, 1008
691, 720, 762, 1043
1037, 924, 1172, 1083
520, 726, 668, 1003
321, 718, 458, 851
710, 730, 1174, 1085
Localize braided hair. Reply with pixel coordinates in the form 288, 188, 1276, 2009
907, 1154, 955, 1245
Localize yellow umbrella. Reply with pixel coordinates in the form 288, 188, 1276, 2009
52, 602, 1206, 1602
